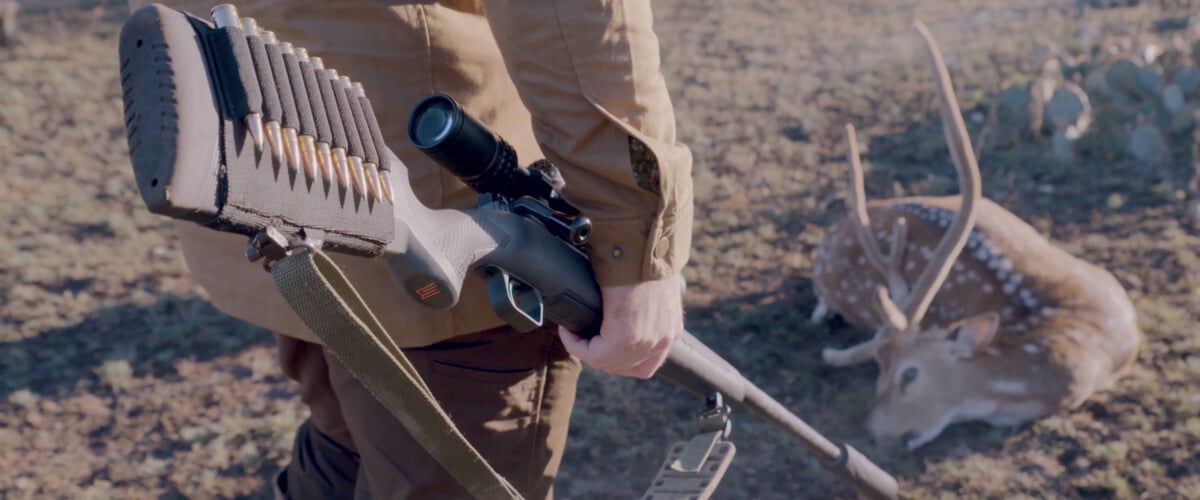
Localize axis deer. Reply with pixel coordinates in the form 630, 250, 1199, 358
811, 24, 1140, 450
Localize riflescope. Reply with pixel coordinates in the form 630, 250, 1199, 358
407, 94, 557, 203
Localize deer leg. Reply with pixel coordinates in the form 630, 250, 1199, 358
822, 337, 880, 366
810, 299, 830, 323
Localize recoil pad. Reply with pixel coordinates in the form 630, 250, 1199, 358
119, 5, 392, 256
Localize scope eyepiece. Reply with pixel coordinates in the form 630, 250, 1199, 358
408, 94, 558, 203
408, 94, 503, 181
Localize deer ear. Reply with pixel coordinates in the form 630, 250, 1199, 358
951, 312, 1000, 357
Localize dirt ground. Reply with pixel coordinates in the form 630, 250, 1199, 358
2, 0, 1198, 498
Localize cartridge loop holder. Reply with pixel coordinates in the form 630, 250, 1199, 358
118, 4, 393, 256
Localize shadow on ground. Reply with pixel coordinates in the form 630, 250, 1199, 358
0, 295, 273, 399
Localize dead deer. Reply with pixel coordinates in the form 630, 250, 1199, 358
811, 24, 1140, 450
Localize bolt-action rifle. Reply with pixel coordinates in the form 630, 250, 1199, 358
117, 4, 897, 498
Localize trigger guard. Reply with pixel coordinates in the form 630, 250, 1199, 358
481, 265, 544, 332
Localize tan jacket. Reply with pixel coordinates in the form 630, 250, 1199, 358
134, 0, 693, 346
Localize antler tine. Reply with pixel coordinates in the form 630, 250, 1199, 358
847, 124, 912, 313
900, 22, 983, 335
885, 217, 908, 298
845, 123, 892, 275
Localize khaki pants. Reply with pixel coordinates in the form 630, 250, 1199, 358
124, 0, 583, 497
276, 325, 580, 499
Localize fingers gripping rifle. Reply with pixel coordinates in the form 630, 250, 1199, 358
118, 4, 897, 499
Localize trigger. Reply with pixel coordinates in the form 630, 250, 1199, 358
481, 266, 544, 332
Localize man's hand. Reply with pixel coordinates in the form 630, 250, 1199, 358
559, 275, 683, 379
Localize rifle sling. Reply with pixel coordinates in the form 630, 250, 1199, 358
269, 247, 523, 500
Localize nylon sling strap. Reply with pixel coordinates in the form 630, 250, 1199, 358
269, 247, 524, 500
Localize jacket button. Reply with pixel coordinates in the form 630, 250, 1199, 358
652, 236, 670, 260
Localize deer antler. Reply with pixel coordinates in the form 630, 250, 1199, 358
823, 23, 982, 366
845, 123, 912, 309
889, 21, 983, 342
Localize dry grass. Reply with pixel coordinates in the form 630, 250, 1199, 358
1, 1, 1197, 498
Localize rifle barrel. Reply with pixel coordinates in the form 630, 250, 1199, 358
659, 331, 899, 500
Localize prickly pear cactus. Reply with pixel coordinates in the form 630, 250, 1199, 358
995, 23, 1200, 167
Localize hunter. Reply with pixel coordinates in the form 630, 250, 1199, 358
125, 0, 694, 498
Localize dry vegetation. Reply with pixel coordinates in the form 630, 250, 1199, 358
1, 0, 1198, 498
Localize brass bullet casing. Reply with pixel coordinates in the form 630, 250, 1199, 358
236, 17, 264, 150
278, 42, 315, 178
349, 155, 368, 199
317, 142, 335, 187
210, 4, 239, 28
239, 17, 258, 33
333, 148, 351, 190
380, 171, 395, 204
257, 30, 287, 165
312, 55, 336, 184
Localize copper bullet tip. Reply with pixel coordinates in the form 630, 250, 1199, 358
349, 156, 367, 199
245, 113, 264, 150
317, 142, 335, 186
300, 135, 320, 182
283, 128, 302, 174
333, 148, 351, 190
380, 171, 395, 204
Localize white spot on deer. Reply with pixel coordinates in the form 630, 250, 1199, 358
906, 260, 917, 271
982, 283, 994, 294
954, 261, 965, 272
1002, 281, 1017, 295
1023, 343, 1040, 354
997, 258, 1013, 272
1002, 306, 1014, 318
990, 380, 1029, 395
955, 274, 967, 284
1041, 307, 1056, 318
